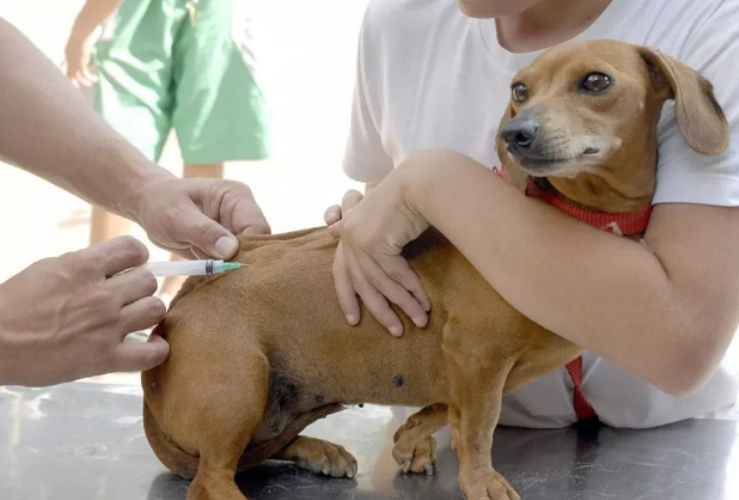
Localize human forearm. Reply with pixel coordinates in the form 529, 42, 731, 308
404, 149, 739, 396
68, 0, 122, 40
0, 18, 172, 217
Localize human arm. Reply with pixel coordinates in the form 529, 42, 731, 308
64, 0, 122, 86
323, 183, 377, 226
0, 16, 164, 216
387, 150, 739, 397
0, 18, 269, 259
331, 4, 739, 396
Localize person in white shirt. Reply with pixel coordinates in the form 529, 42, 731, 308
324, 0, 739, 429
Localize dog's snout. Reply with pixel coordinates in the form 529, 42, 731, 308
501, 115, 540, 150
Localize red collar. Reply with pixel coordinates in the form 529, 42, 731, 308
492, 166, 652, 237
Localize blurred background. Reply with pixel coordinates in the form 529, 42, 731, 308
0, 0, 367, 282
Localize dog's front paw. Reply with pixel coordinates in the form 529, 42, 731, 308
293, 438, 358, 479
460, 470, 520, 500
392, 435, 438, 476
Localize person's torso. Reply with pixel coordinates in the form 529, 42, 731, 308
361, 0, 739, 428
361, 0, 725, 170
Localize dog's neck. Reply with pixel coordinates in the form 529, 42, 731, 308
497, 132, 659, 237
543, 161, 656, 214
524, 176, 653, 236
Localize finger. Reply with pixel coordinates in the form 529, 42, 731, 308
82, 66, 98, 84
379, 255, 432, 315
219, 184, 271, 236
118, 296, 167, 336
191, 247, 209, 259
180, 207, 241, 260
352, 251, 427, 330
109, 335, 170, 373
332, 244, 360, 324
88, 236, 149, 277
328, 219, 344, 238
76, 73, 93, 87
341, 190, 364, 212
157, 245, 202, 261
106, 267, 158, 306
74, 69, 95, 87
344, 249, 405, 336
324, 204, 342, 226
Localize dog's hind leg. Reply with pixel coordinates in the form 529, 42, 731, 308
391, 403, 448, 475
444, 344, 520, 500
184, 348, 271, 500
271, 436, 358, 478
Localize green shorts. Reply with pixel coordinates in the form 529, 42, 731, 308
92, 0, 272, 164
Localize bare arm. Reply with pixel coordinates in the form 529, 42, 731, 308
68, 0, 122, 40
405, 149, 739, 396
0, 17, 172, 218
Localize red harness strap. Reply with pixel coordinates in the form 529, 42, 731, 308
523, 178, 653, 237
565, 355, 598, 421
492, 166, 653, 421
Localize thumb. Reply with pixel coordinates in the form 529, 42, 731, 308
324, 204, 342, 226
181, 209, 240, 259
112, 336, 170, 373
328, 219, 344, 238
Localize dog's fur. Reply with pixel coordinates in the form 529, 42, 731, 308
141, 39, 729, 500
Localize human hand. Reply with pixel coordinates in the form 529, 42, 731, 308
130, 177, 271, 260
64, 32, 98, 88
324, 189, 364, 325
323, 189, 364, 226
0, 237, 168, 387
328, 171, 431, 336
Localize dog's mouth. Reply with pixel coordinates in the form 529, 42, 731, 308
509, 146, 601, 177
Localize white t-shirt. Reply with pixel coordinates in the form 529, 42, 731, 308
342, 0, 739, 429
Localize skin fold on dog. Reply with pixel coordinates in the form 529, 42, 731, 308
141, 39, 729, 500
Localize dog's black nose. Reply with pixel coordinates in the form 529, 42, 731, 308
501, 115, 540, 150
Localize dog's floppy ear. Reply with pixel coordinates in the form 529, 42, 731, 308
638, 47, 729, 156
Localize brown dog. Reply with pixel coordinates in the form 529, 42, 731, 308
141, 39, 729, 500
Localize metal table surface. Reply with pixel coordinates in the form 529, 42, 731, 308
1, 382, 738, 500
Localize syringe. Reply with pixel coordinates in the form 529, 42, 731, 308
142, 259, 243, 276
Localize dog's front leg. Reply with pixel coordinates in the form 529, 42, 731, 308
392, 403, 448, 475
444, 347, 519, 500
272, 436, 358, 478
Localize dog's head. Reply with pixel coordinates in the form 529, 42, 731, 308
495, 39, 729, 211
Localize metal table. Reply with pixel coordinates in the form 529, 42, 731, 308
0, 382, 738, 500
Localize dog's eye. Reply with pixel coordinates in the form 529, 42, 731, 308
511, 83, 529, 103
580, 72, 612, 93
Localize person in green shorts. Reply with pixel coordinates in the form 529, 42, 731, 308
64, 0, 272, 298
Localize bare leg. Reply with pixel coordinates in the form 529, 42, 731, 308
160, 162, 224, 297
89, 206, 132, 245
183, 162, 225, 179
391, 403, 448, 475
